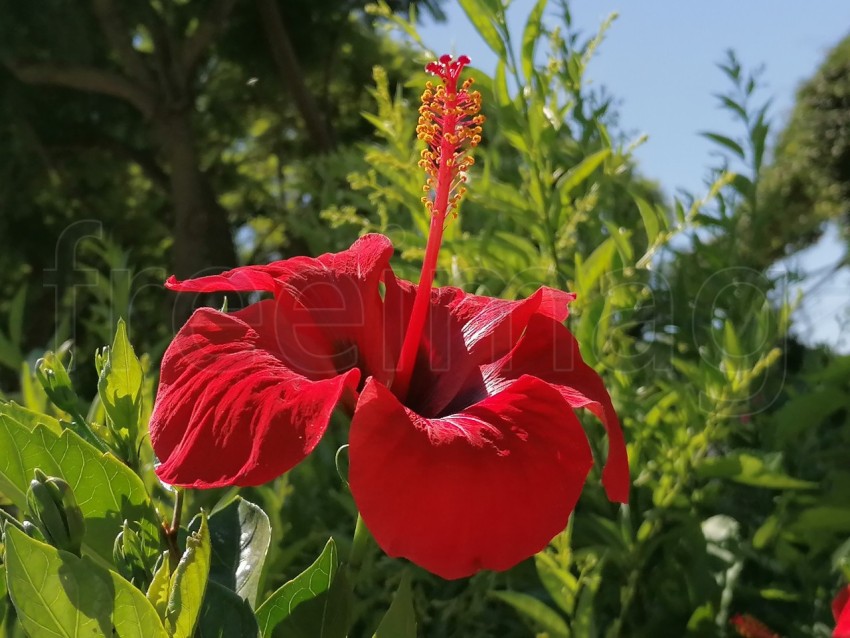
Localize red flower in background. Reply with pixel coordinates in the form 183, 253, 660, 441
730, 613, 781, 638
834, 585, 850, 638
149, 55, 629, 580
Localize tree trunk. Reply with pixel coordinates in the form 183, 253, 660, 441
154, 110, 236, 323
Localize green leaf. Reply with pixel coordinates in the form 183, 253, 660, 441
634, 196, 660, 246
3, 524, 167, 638
256, 538, 346, 638
193, 496, 271, 607
490, 591, 569, 638
521, 0, 547, 81
723, 320, 742, 359
575, 237, 616, 294
557, 149, 610, 199
147, 553, 173, 621
700, 132, 746, 159
196, 581, 260, 638
696, 452, 818, 490
374, 572, 416, 638
0, 401, 61, 433
0, 415, 160, 565
457, 0, 506, 59
98, 318, 144, 432
166, 513, 212, 638
534, 553, 578, 616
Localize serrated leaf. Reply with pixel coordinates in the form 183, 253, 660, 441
196, 581, 260, 638
166, 514, 212, 638
192, 497, 271, 607
0, 415, 160, 565
374, 572, 416, 638
256, 538, 344, 638
457, 0, 506, 58
0, 401, 61, 433
490, 591, 569, 638
98, 318, 144, 432
3, 524, 167, 638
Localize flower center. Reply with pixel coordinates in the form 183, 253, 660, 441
392, 55, 484, 402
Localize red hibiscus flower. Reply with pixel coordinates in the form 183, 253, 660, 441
149, 55, 629, 580
834, 585, 850, 638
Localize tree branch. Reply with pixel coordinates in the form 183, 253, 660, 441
6, 62, 156, 117
90, 0, 154, 86
181, 0, 240, 80
256, 0, 335, 152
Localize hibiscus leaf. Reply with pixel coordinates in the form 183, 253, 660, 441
97, 318, 144, 434
256, 538, 351, 638
0, 400, 61, 433
166, 513, 212, 638
373, 571, 416, 638
490, 591, 569, 638
3, 524, 167, 638
195, 581, 260, 638
0, 414, 160, 566
189, 496, 271, 607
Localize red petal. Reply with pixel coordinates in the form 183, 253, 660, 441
167, 234, 396, 384
486, 313, 629, 503
272, 234, 395, 384
165, 265, 287, 294
384, 278, 575, 415
349, 375, 593, 580
834, 585, 850, 637
150, 307, 358, 488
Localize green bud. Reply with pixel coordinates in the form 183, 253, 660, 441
113, 520, 153, 588
34, 353, 80, 415
22, 520, 47, 542
25, 469, 85, 556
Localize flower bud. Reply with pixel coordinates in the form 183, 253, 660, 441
34, 353, 80, 415
25, 469, 86, 556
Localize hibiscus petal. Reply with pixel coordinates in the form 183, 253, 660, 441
349, 375, 593, 580
165, 265, 287, 294
166, 234, 396, 384
150, 307, 358, 488
485, 313, 629, 504
384, 277, 576, 416
271, 234, 395, 383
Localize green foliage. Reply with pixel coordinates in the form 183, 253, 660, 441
373, 572, 417, 638
0, 1, 845, 637
763, 34, 850, 252
4, 524, 167, 637
256, 538, 350, 638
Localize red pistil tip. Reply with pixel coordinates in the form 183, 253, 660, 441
417, 54, 484, 219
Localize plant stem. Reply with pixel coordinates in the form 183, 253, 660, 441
164, 488, 184, 567
349, 513, 372, 572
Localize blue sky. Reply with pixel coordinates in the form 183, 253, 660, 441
419, 1, 850, 352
